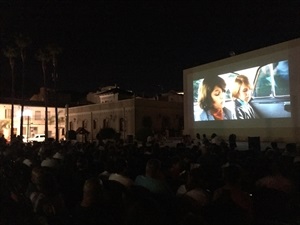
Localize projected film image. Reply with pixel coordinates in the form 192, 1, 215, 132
193, 60, 290, 121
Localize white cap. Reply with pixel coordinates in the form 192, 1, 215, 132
23, 159, 32, 167
53, 152, 64, 160
294, 156, 300, 163
41, 158, 57, 168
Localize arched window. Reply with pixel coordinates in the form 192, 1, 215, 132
119, 118, 125, 131
103, 119, 109, 128
82, 120, 88, 128
93, 119, 97, 130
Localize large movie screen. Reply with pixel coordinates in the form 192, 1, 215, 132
193, 59, 290, 121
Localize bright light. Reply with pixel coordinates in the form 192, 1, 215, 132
22, 109, 32, 117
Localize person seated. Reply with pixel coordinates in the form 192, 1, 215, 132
134, 158, 172, 195
176, 167, 210, 209
108, 156, 134, 188
29, 170, 67, 224
213, 164, 252, 217
71, 177, 117, 225
162, 155, 185, 194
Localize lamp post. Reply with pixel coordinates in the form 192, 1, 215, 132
52, 71, 59, 142
27, 115, 30, 143
23, 109, 32, 142
65, 104, 69, 140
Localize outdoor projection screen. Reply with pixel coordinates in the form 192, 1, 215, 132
193, 59, 290, 121
183, 38, 300, 142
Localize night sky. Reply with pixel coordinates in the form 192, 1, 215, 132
1, 0, 300, 98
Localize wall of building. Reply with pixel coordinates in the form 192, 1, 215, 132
135, 99, 183, 136
67, 99, 136, 141
67, 98, 184, 142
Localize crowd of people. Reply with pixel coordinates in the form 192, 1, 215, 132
0, 133, 299, 225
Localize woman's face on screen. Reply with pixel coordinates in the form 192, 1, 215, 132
211, 86, 225, 110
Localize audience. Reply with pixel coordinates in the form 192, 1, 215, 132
0, 133, 299, 225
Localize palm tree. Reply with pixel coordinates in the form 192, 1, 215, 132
36, 48, 50, 140
3, 46, 18, 140
47, 44, 62, 142
15, 34, 31, 138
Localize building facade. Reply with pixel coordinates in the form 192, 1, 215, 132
0, 87, 184, 143
67, 88, 184, 142
0, 101, 65, 141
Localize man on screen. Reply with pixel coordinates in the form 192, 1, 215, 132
198, 76, 235, 121
232, 75, 257, 119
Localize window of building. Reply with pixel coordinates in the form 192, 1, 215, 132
93, 119, 97, 130
35, 111, 41, 120
5, 109, 11, 119
119, 118, 125, 131
22, 127, 27, 135
103, 119, 108, 128
82, 120, 87, 128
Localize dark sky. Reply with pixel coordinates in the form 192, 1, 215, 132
1, 0, 300, 98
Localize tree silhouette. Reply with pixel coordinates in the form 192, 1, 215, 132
47, 43, 62, 142
3, 46, 17, 140
36, 48, 51, 139
15, 34, 31, 138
